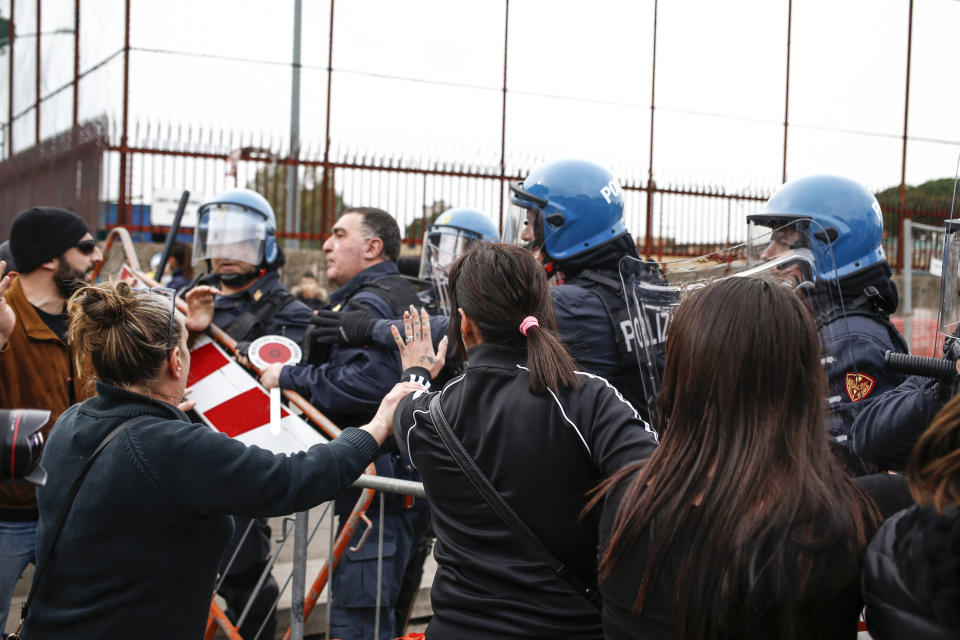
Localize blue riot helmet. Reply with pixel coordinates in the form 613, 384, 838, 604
419, 207, 498, 277
194, 188, 279, 270
746, 175, 886, 281
506, 159, 627, 262
420, 207, 499, 314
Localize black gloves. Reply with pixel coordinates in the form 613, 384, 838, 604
309, 307, 377, 346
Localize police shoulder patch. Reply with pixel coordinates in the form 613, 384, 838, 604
844, 372, 876, 402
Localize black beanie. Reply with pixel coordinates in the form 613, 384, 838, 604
10, 207, 91, 273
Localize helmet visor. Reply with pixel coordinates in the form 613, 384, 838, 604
505, 181, 545, 252
419, 229, 474, 281
193, 203, 269, 265
747, 218, 813, 259
503, 205, 544, 252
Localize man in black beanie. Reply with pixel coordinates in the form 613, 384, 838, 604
0, 206, 102, 630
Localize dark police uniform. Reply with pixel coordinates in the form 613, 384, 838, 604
821, 306, 908, 474
190, 268, 314, 639
198, 269, 315, 345
552, 267, 667, 423
852, 375, 942, 471
394, 344, 659, 639
280, 261, 428, 640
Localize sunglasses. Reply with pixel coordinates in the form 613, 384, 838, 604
76, 239, 98, 255
148, 287, 177, 350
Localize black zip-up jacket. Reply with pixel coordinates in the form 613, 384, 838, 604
394, 344, 659, 639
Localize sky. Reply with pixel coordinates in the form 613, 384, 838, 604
2, 0, 959, 243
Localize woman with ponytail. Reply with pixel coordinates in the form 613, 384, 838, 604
21, 281, 421, 639
393, 243, 659, 639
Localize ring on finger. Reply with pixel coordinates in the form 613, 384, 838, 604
405, 335, 415, 343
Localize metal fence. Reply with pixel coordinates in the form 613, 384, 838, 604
4, 0, 959, 265
3, 114, 958, 268
94, 117, 775, 256
0, 118, 104, 233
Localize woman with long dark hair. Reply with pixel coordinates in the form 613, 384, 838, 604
392, 243, 659, 639
593, 276, 877, 640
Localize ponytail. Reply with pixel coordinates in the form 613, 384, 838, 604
522, 318, 580, 394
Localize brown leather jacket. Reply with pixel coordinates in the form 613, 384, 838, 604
0, 277, 89, 515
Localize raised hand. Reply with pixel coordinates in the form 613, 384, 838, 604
183, 285, 220, 333
392, 305, 447, 379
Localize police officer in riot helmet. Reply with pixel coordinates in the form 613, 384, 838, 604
506, 158, 666, 420
187, 187, 314, 639
191, 188, 314, 345
746, 174, 908, 475
418, 207, 500, 316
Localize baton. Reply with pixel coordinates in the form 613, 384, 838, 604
155, 190, 190, 285
883, 350, 957, 382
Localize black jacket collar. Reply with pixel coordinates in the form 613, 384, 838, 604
465, 343, 528, 370
329, 261, 399, 307
86, 381, 189, 422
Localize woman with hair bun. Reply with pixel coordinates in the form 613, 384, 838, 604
392, 243, 659, 639
20, 281, 421, 639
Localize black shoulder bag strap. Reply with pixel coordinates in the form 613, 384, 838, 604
8, 415, 153, 639
427, 394, 602, 609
